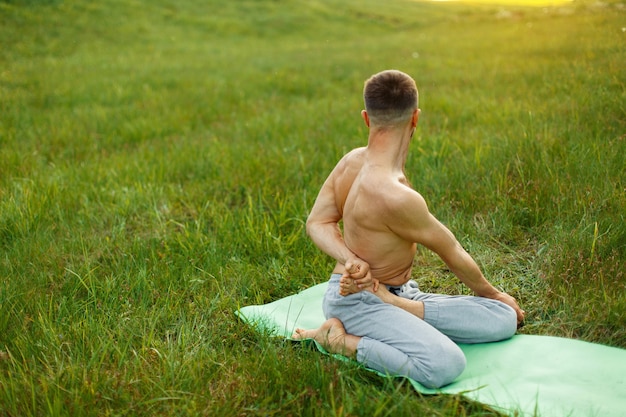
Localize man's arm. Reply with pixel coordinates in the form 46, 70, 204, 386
306, 159, 372, 288
306, 181, 354, 266
388, 188, 525, 324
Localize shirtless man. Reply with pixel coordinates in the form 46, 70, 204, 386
292, 70, 525, 388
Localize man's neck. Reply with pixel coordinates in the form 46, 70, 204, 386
365, 125, 412, 173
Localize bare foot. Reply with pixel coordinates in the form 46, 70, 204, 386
292, 318, 359, 358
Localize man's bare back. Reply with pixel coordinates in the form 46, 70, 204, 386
329, 147, 418, 286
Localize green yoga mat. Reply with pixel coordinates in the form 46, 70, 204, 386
236, 282, 626, 417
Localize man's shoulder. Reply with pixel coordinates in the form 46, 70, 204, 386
341, 147, 367, 164
330, 147, 366, 177
381, 181, 428, 213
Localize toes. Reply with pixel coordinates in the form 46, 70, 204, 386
291, 328, 310, 340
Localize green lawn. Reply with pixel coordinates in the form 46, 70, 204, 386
1, 0, 624, 415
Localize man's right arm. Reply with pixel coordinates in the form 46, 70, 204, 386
306, 176, 354, 266
306, 156, 372, 287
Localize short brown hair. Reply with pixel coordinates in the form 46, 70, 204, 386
363, 70, 418, 127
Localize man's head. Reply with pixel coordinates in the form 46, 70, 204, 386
363, 70, 419, 128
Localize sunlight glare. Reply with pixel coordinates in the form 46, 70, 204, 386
429, 0, 573, 6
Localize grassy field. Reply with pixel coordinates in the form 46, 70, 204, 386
1, 0, 625, 415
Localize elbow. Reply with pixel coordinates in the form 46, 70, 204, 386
305, 217, 315, 238
306, 216, 338, 242
306, 217, 325, 242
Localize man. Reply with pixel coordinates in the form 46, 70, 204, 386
292, 70, 525, 388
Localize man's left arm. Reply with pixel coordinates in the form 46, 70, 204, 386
389, 191, 525, 324
421, 219, 525, 324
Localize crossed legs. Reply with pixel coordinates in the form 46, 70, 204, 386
292, 276, 517, 388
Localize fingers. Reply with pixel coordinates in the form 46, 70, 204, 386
340, 259, 373, 296
496, 292, 525, 326
349, 276, 374, 290
517, 308, 526, 326
350, 277, 367, 287
509, 296, 525, 325
344, 261, 358, 274
344, 259, 370, 279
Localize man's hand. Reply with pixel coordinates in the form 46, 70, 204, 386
338, 259, 378, 296
492, 291, 526, 326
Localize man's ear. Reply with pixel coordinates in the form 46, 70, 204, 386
361, 110, 370, 127
412, 109, 421, 127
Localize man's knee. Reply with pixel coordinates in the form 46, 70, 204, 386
490, 304, 518, 341
409, 346, 466, 389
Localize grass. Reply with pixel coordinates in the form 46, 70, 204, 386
1, 0, 625, 415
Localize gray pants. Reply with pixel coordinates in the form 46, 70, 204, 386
323, 274, 517, 388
